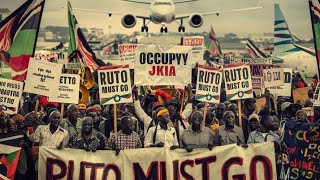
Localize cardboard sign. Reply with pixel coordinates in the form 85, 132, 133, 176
292, 87, 310, 104
24, 59, 63, 96
263, 68, 284, 88
223, 64, 253, 101
181, 36, 204, 65
118, 44, 139, 69
39, 143, 277, 180
98, 65, 132, 105
250, 64, 279, 77
255, 97, 266, 113
65, 63, 82, 70
252, 76, 262, 90
49, 74, 80, 104
0, 78, 23, 114
195, 66, 222, 103
267, 68, 292, 96
134, 45, 193, 86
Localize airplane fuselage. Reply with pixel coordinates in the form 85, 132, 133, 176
279, 51, 318, 77
150, 0, 175, 24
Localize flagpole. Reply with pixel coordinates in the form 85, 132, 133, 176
308, 0, 320, 77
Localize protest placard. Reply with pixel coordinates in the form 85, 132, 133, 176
0, 78, 23, 114
292, 87, 310, 104
267, 68, 292, 96
195, 66, 222, 103
281, 123, 320, 180
64, 62, 82, 70
223, 64, 253, 101
181, 36, 204, 65
24, 59, 63, 96
49, 74, 80, 104
134, 45, 193, 86
39, 142, 277, 180
250, 64, 279, 77
252, 76, 262, 90
263, 68, 284, 88
98, 65, 132, 105
118, 44, 139, 69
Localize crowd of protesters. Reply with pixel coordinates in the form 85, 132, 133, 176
0, 70, 319, 180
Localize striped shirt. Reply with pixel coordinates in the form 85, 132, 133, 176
107, 130, 142, 150
29, 124, 69, 147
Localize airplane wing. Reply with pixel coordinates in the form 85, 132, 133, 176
174, 0, 198, 4
121, 0, 151, 4
68, 7, 151, 19
175, 6, 263, 19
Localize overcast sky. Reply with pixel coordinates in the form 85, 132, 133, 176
1, 0, 314, 39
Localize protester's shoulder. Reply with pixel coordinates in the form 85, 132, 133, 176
58, 126, 68, 134
131, 131, 141, 138
96, 130, 106, 139
203, 127, 213, 133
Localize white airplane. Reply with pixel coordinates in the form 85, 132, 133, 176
71, 0, 263, 33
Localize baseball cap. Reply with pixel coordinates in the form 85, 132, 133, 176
249, 114, 259, 122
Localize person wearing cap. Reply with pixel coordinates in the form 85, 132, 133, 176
181, 111, 214, 152
248, 114, 260, 136
247, 115, 280, 144
12, 114, 26, 132
86, 106, 101, 130
242, 98, 257, 141
215, 111, 244, 146
60, 104, 82, 139
144, 107, 179, 148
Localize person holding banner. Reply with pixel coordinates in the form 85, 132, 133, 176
181, 111, 214, 152
68, 116, 106, 152
29, 110, 68, 148
144, 107, 179, 148
60, 104, 82, 139
215, 111, 244, 146
107, 116, 142, 154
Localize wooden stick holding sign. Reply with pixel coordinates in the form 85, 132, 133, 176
34, 99, 39, 117
202, 102, 208, 127
238, 100, 242, 127
61, 103, 65, 118
113, 104, 117, 136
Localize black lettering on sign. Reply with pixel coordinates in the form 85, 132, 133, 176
284, 72, 291, 83
224, 68, 249, 82
198, 70, 221, 84
100, 70, 128, 85
60, 76, 76, 84
139, 53, 188, 65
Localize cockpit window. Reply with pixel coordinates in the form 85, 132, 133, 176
154, 2, 172, 5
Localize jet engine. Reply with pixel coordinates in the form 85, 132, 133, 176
121, 14, 137, 28
188, 13, 203, 28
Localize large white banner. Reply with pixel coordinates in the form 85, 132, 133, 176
0, 78, 23, 114
118, 44, 139, 69
195, 66, 222, 103
263, 68, 284, 88
49, 74, 80, 104
134, 45, 194, 86
24, 59, 63, 96
223, 64, 253, 101
39, 143, 277, 180
98, 65, 132, 105
266, 68, 292, 96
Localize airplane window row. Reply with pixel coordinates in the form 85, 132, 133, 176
154, 2, 172, 5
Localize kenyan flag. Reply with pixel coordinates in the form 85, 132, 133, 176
67, 1, 105, 71
0, 132, 24, 180
309, 0, 320, 74
0, 0, 46, 81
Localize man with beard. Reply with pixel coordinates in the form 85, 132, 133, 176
247, 115, 280, 144
29, 110, 68, 147
215, 111, 244, 145
108, 116, 142, 155
68, 116, 106, 152
60, 104, 82, 138
215, 103, 226, 125
144, 107, 179, 148
181, 111, 214, 152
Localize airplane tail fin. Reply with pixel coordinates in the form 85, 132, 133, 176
273, 4, 300, 56
246, 39, 268, 58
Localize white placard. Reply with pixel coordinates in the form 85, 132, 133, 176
263, 68, 284, 88
0, 78, 23, 114
49, 74, 80, 104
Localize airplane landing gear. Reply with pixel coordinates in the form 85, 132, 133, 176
160, 26, 168, 33
141, 26, 148, 32
178, 26, 185, 32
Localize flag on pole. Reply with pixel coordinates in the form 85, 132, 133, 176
309, 0, 320, 73
0, 0, 46, 81
205, 26, 222, 57
67, 1, 105, 71
246, 39, 268, 58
